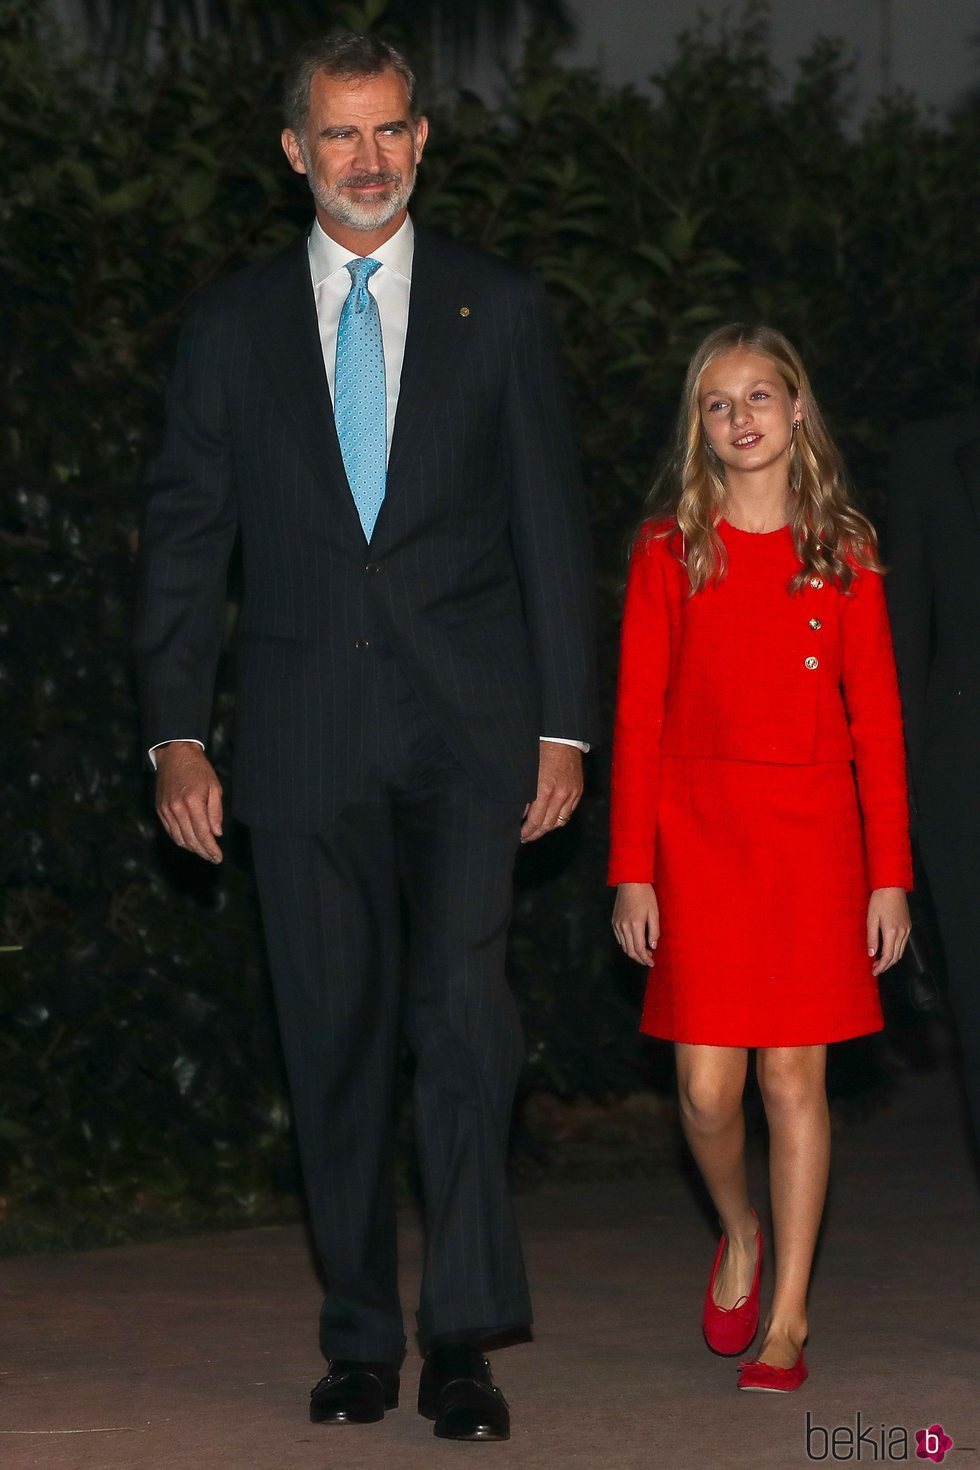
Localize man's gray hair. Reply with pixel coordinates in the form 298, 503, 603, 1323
283, 32, 420, 134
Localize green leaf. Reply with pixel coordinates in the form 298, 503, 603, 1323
0, 1118, 31, 1142
175, 171, 217, 220
97, 177, 157, 217
633, 243, 673, 275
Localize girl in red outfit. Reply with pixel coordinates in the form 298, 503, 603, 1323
609, 324, 912, 1392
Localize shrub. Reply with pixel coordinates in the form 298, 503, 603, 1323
2, 0, 976, 1231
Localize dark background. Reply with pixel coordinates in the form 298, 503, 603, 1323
2, 0, 977, 1250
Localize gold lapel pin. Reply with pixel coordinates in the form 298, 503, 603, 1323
459, 306, 471, 317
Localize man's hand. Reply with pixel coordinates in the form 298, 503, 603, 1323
154, 742, 224, 863
612, 883, 659, 966
520, 742, 583, 843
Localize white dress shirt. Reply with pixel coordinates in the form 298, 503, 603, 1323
149, 215, 586, 763
309, 214, 412, 460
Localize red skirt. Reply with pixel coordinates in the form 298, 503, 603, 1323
641, 757, 884, 1047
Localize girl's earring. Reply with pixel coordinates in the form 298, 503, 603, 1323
792, 420, 801, 432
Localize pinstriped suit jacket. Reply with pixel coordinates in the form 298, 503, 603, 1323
133, 224, 599, 829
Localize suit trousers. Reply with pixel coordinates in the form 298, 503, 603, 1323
249, 654, 532, 1363
918, 824, 980, 1151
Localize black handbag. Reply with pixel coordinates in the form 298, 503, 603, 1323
880, 889, 944, 1013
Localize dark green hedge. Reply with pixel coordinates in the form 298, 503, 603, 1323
2, 1, 977, 1229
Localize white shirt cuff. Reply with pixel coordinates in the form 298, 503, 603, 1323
148, 739, 205, 770
149, 736, 588, 767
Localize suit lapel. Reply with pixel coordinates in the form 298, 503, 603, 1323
955, 430, 980, 537
244, 234, 366, 550
379, 229, 465, 528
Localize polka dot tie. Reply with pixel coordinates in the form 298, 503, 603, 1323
335, 257, 386, 540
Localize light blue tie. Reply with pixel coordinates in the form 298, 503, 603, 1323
335, 257, 386, 540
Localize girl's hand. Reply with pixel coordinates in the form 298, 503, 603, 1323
867, 887, 912, 975
613, 883, 660, 966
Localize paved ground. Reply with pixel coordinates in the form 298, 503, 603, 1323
2, 1058, 978, 1470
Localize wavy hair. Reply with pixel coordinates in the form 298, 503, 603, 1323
645, 323, 881, 594
283, 32, 420, 133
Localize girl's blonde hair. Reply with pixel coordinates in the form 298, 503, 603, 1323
647, 323, 881, 593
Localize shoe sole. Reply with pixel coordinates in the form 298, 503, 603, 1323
704, 1331, 759, 1357
310, 1411, 390, 1423
311, 1396, 398, 1423
433, 1425, 510, 1441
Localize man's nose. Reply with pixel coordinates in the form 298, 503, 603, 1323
354, 136, 383, 172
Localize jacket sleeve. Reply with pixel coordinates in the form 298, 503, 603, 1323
840, 566, 914, 890
132, 299, 239, 759
607, 532, 671, 885
503, 278, 599, 747
883, 427, 933, 804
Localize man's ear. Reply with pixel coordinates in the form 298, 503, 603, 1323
414, 115, 429, 164
281, 129, 308, 176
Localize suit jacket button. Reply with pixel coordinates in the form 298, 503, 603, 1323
354, 637, 370, 650
804, 656, 819, 670
809, 617, 822, 630
810, 577, 824, 589
364, 562, 382, 574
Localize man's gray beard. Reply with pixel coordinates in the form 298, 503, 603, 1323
301, 146, 416, 232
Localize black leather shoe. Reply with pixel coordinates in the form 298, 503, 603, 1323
418, 1345, 510, 1441
309, 1361, 399, 1424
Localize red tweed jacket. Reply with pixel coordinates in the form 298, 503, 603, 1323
608, 518, 913, 890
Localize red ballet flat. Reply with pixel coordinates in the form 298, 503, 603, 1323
702, 1208, 763, 1356
737, 1350, 808, 1392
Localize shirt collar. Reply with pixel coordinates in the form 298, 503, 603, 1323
308, 214, 415, 286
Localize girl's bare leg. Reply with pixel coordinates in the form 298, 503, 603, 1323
754, 1043, 830, 1367
675, 1043, 759, 1306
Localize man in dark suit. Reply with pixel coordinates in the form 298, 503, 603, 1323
133, 33, 597, 1442
886, 400, 980, 1157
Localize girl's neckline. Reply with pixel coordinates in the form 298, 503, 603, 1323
719, 517, 792, 538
